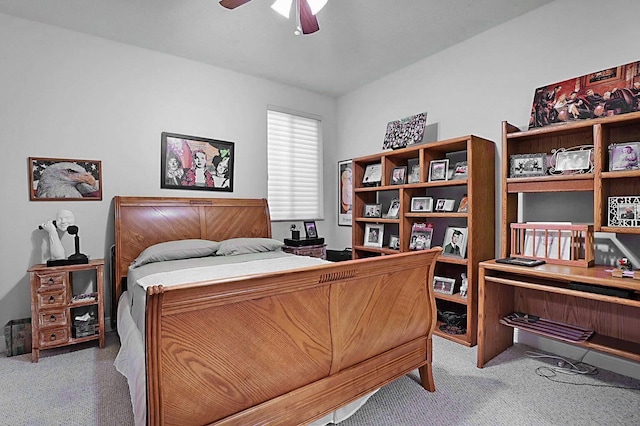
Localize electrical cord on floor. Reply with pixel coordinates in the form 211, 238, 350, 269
525, 350, 640, 390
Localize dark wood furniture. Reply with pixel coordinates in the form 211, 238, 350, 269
28, 259, 105, 362
477, 260, 640, 368
281, 243, 327, 259
351, 135, 496, 346
113, 196, 440, 425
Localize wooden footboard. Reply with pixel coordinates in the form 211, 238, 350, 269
145, 248, 440, 425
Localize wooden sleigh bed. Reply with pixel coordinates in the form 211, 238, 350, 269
113, 196, 440, 425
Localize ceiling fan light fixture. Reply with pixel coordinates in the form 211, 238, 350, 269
307, 0, 328, 15
271, 0, 293, 18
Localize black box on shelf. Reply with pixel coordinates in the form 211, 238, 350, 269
284, 237, 325, 247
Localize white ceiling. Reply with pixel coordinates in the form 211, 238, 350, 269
0, 0, 553, 97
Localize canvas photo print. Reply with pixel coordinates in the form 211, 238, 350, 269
530, 60, 640, 129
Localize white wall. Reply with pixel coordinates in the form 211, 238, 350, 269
0, 13, 336, 352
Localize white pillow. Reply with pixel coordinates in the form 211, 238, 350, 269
130, 239, 219, 268
216, 238, 284, 256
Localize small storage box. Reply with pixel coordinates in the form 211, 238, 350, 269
74, 320, 97, 338
4, 318, 32, 357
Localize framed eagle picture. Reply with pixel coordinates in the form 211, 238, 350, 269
29, 157, 102, 201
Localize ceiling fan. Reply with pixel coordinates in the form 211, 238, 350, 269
219, 0, 327, 35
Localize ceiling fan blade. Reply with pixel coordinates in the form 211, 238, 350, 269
219, 0, 253, 9
298, 0, 319, 34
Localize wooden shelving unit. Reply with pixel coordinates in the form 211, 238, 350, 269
351, 135, 496, 346
483, 112, 640, 366
501, 111, 640, 257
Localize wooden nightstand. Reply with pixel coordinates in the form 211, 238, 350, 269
282, 244, 327, 259
28, 259, 105, 362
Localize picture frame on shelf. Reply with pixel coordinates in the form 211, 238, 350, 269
364, 203, 382, 218
451, 161, 468, 180
161, 132, 234, 192
384, 198, 400, 219
364, 223, 384, 247
457, 194, 469, 213
435, 198, 456, 212
609, 142, 640, 171
608, 196, 640, 227
407, 158, 420, 183
409, 222, 433, 250
550, 145, 594, 174
411, 196, 433, 212
390, 166, 407, 185
428, 159, 449, 182
28, 156, 102, 201
388, 234, 400, 250
303, 221, 318, 238
442, 226, 468, 258
509, 153, 547, 178
362, 163, 382, 186
338, 159, 353, 226
433, 276, 456, 295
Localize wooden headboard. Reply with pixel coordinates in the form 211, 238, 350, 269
113, 196, 272, 320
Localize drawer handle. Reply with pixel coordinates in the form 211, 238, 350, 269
49, 333, 57, 341
49, 314, 57, 322
48, 277, 54, 284
48, 295, 56, 303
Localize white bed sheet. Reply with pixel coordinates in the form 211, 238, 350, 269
115, 251, 376, 425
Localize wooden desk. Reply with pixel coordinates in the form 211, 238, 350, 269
477, 260, 640, 368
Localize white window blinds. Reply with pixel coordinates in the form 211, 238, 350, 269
267, 107, 323, 221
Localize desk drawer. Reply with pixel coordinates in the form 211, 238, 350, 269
37, 291, 67, 308
38, 310, 68, 327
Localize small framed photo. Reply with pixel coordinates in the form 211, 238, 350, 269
364, 203, 382, 218
364, 223, 384, 247
29, 157, 102, 201
457, 194, 469, 213
362, 163, 382, 186
303, 221, 318, 238
385, 198, 400, 219
407, 158, 421, 183
510, 153, 547, 178
442, 226, 468, 258
409, 223, 434, 250
552, 146, 593, 174
428, 159, 449, 182
411, 197, 433, 212
609, 142, 640, 171
608, 196, 640, 227
433, 276, 456, 295
451, 161, 468, 180
390, 166, 407, 185
435, 199, 456, 212
389, 234, 400, 250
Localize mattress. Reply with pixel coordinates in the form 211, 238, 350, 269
115, 251, 376, 425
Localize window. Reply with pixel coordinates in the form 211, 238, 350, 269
267, 107, 323, 221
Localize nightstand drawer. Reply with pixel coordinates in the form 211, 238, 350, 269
38, 327, 69, 348
38, 310, 68, 327
37, 290, 67, 308
36, 272, 66, 291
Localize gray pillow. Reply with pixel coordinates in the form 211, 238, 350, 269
216, 238, 284, 256
130, 239, 220, 268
